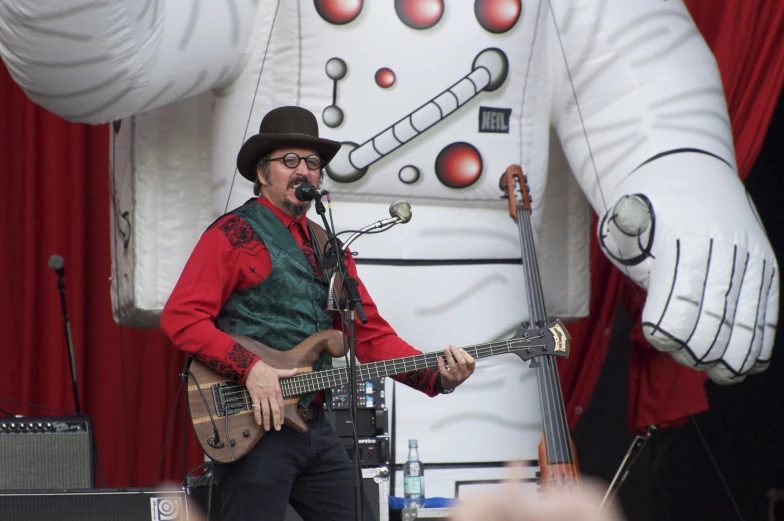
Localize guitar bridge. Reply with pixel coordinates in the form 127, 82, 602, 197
212, 382, 246, 417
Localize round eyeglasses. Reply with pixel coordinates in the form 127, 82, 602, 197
269, 153, 323, 170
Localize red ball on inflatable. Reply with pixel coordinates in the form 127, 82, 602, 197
314, 0, 364, 25
395, 0, 444, 30
375, 68, 396, 88
435, 142, 483, 189
475, 0, 521, 34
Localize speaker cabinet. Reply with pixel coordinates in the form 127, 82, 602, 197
0, 489, 189, 521
0, 416, 94, 490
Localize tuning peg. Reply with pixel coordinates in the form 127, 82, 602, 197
500, 194, 509, 199
521, 321, 530, 328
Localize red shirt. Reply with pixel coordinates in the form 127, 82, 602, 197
160, 197, 439, 397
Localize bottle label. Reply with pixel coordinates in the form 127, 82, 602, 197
404, 476, 421, 495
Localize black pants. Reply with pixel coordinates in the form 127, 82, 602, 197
214, 415, 375, 521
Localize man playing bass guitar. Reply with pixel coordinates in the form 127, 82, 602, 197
160, 106, 475, 521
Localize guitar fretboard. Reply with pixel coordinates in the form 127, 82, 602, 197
278, 336, 543, 397
221, 336, 545, 407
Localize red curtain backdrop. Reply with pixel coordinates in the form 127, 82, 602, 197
560, 0, 784, 433
0, 66, 203, 487
0, 0, 783, 489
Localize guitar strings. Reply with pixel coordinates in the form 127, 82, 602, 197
519, 205, 577, 486
212, 340, 551, 403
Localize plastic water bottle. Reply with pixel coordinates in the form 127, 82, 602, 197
404, 439, 425, 508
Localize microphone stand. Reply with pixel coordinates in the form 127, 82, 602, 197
314, 197, 366, 521
55, 272, 81, 414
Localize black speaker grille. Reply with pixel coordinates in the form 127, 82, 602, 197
0, 417, 93, 490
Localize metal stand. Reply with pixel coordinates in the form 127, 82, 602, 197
55, 274, 81, 414
600, 425, 657, 511
314, 198, 366, 521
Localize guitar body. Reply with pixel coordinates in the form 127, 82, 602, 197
538, 435, 580, 488
187, 330, 346, 462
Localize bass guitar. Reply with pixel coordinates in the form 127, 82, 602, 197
502, 164, 580, 488
187, 324, 570, 463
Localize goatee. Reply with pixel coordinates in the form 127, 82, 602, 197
285, 200, 311, 217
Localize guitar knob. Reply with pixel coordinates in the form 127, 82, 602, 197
243, 430, 250, 437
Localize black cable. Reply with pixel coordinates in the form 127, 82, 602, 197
181, 381, 188, 484
109, 129, 133, 486
91, 426, 107, 488
183, 461, 212, 486
155, 355, 188, 485
223, 0, 282, 214
0, 407, 15, 417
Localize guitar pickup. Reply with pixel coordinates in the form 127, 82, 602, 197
212, 382, 246, 417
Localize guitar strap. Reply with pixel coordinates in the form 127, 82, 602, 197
307, 218, 344, 315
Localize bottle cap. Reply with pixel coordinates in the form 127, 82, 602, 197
408, 439, 418, 447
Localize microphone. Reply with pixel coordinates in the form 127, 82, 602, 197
48, 254, 65, 277
295, 183, 330, 201
341, 200, 413, 251
389, 200, 412, 223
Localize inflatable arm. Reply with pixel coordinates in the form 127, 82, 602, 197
0, 0, 260, 123
550, 0, 778, 383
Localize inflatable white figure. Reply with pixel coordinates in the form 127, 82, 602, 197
1, 0, 778, 489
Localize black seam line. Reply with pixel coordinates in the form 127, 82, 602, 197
653, 239, 681, 335
466, 73, 480, 95
390, 124, 402, 145
739, 259, 767, 372
597, 193, 655, 266
641, 323, 701, 362
702, 245, 738, 362
431, 101, 444, 119
626, 147, 733, 180
370, 138, 382, 157
409, 114, 423, 133
720, 252, 750, 362
353, 258, 523, 266
685, 239, 714, 345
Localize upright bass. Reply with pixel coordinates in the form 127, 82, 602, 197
502, 165, 580, 488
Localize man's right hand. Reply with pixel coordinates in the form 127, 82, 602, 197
245, 360, 297, 431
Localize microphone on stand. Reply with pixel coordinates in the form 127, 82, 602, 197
295, 183, 329, 201
48, 254, 81, 414
48, 254, 65, 276
341, 200, 413, 251
389, 200, 412, 224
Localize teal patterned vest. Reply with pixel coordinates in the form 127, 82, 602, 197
214, 200, 333, 408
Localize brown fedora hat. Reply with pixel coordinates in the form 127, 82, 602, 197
236, 106, 342, 182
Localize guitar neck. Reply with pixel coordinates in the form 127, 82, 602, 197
517, 208, 548, 325
279, 338, 538, 398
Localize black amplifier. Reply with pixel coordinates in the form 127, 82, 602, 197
330, 408, 387, 438
341, 436, 390, 467
0, 416, 94, 490
0, 489, 188, 521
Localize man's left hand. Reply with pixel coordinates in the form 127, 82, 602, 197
437, 345, 476, 391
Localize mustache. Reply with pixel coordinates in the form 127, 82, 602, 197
287, 176, 310, 189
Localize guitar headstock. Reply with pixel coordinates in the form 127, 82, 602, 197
499, 165, 532, 222
510, 319, 571, 364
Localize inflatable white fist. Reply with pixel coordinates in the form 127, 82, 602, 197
0, 0, 777, 387
600, 155, 778, 383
